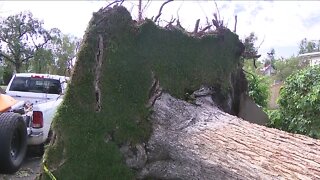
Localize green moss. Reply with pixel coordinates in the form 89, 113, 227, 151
42, 6, 244, 180
137, 20, 241, 98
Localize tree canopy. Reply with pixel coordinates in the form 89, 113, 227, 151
299, 38, 320, 54
0, 11, 54, 72
0, 11, 80, 81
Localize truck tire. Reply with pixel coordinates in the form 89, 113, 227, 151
0, 113, 27, 174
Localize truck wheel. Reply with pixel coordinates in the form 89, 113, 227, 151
0, 113, 27, 174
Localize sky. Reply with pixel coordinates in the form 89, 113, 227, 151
1, 1, 320, 60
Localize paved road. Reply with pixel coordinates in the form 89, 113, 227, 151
0, 150, 42, 180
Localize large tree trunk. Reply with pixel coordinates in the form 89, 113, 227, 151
126, 89, 320, 179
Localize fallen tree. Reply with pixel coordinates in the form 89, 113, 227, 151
40, 5, 320, 180
137, 90, 320, 179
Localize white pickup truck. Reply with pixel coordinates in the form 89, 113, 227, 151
0, 73, 68, 173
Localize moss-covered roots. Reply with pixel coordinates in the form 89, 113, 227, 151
41, 5, 244, 180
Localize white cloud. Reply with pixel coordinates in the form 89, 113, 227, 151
1, 1, 320, 60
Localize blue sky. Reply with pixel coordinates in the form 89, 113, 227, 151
1, 1, 320, 61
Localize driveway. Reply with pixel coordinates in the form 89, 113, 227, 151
0, 150, 42, 180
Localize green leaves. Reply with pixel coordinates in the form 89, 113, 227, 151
273, 56, 307, 82
244, 66, 270, 108
299, 38, 320, 54
0, 11, 50, 72
269, 66, 320, 138
0, 11, 79, 76
51, 34, 81, 76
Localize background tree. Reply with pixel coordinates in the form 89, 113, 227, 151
31, 47, 54, 73
299, 38, 320, 54
273, 56, 307, 82
242, 32, 261, 68
0, 11, 55, 73
243, 32, 258, 56
264, 48, 276, 68
242, 32, 270, 108
52, 34, 81, 76
267, 48, 275, 61
269, 66, 320, 138
29, 28, 59, 74
0, 11, 79, 80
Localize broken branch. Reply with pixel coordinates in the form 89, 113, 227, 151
193, 19, 200, 34
257, 35, 265, 50
138, 0, 143, 21
234, 15, 237, 33
105, 0, 124, 9
165, 17, 176, 29
199, 25, 212, 34
154, 0, 174, 23
214, 0, 221, 21
212, 0, 224, 29
242, 53, 261, 60
176, 19, 185, 30
212, 17, 219, 29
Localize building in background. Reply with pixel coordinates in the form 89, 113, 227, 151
298, 52, 320, 66
260, 64, 276, 76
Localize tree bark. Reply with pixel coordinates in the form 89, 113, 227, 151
15, 60, 21, 73
128, 90, 320, 179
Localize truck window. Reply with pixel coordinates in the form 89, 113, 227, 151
9, 77, 62, 94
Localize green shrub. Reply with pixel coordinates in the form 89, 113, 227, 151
243, 60, 270, 108
269, 66, 320, 138
3, 68, 13, 85
244, 65, 270, 108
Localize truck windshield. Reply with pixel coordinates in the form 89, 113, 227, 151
9, 77, 62, 94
